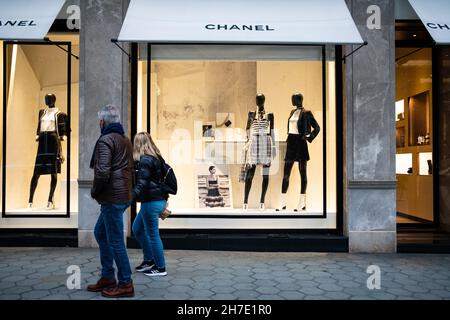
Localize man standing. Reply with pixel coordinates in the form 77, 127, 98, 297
87, 105, 134, 298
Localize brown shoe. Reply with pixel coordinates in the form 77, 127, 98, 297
87, 277, 117, 292
101, 281, 134, 298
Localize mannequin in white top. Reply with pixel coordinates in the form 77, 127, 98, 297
277, 93, 320, 212
28, 94, 69, 210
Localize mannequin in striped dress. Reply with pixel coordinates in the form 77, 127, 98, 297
242, 94, 275, 210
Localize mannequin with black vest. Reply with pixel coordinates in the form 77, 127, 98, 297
242, 94, 275, 210
277, 93, 320, 212
28, 94, 69, 210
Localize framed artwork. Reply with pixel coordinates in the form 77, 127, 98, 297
196, 164, 232, 209
202, 122, 215, 139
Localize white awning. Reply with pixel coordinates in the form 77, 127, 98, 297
0, 0, 65, 40
409, 0, 450, 44
118, 0, 364, 45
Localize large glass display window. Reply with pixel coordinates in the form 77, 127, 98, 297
1, 36, 79, 218
136, 45, 337, 229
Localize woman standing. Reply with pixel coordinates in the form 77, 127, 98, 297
132, 132, 168, 277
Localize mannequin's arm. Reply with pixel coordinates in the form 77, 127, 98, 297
245, 112, 253, 140
91, 140, 112, 199
59, 113, 69, 141
269, 113, 276, 158
306, 112, 320, 143
36, 110, 43, 141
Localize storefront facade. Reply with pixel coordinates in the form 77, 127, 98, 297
1, 0, 448, 252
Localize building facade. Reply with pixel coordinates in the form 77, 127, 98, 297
1, 0, 448, 253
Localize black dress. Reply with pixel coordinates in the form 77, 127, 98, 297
204, 178, 225, 208
33, 109, 69, 175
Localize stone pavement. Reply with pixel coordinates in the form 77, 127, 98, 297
0, 247, 450, 300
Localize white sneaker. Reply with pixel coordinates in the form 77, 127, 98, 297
27, 203, 33, 209
243, 203, 249, 211
46, 202, 55, 210
259, 203, 265, 211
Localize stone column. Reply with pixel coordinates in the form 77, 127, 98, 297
344, 0, 397, 252
78, 0, 130, 247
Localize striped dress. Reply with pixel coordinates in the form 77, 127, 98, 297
248, 112, 272, 166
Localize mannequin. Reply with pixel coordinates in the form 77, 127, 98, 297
28, 94, 69, 210
277, 93, 320, 212
243, 94, 275, 210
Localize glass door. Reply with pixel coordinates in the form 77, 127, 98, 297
395, 46, 434, 224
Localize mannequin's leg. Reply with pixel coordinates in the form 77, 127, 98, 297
260, 166, 269, 205
276, 161, 294, 211
29, 173, 40, 204
281, 161, 294, 193
243, 165, 256, 205
294, 160, 308, 211
48, 174, 58, 203
299, 160, 308, 194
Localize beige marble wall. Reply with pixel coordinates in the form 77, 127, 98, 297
5, 46, 41, 210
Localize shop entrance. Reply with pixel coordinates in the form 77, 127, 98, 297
395, 22, 436, 226
395, 20, 450, 252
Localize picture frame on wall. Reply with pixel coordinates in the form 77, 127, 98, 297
202, 122, 215, 139
196, 163, 233, 209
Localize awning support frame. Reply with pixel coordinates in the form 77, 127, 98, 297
44, 37, 79, 60
111, 38, 131, 61
342, 41, 368, 64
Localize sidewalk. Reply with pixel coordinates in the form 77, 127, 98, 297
0, 248, 449, 300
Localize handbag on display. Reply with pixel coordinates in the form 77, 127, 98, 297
239, 141, 251, 183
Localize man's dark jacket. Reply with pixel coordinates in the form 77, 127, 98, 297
90, 123, 134, 204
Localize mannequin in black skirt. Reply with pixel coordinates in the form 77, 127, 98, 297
28, 94, 69, 210
277, 93, 320, 212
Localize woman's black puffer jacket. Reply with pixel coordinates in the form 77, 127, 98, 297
132, 155, 167, 202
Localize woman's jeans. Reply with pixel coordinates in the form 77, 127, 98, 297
132, 200, 167, 269
94, 203, 132, 285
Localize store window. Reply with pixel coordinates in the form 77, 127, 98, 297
1, 34, 79, 218
395, 47, 434, 224
137, 45, 337, 228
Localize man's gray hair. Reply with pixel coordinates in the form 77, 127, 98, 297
98, 105, 121, 126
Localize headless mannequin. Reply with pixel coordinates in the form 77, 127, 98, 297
243, 94, 274, 210
28, 94, 59, 209
278, 93, 308, 212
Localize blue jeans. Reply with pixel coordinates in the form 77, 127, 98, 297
94, 203, 132, 285
132, 200, 167, 269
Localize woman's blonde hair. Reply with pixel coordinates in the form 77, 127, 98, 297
133, 132, 162, 161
